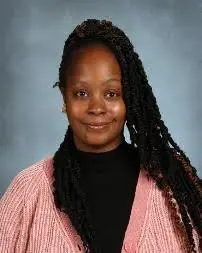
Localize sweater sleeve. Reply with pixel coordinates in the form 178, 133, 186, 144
0, 168, 35, 253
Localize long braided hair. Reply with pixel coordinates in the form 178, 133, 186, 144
52, 19, 202, 252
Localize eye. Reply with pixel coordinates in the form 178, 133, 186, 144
105, 90, 120, 98
74, 90, 88, 97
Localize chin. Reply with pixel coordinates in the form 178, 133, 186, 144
85, 135, 109, 146
73, 124, 119, 150
84, 132, 114, 147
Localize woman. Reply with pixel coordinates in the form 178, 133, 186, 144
0, 19, 201, 253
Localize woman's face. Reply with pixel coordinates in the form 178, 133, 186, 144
62, 44, 126, 153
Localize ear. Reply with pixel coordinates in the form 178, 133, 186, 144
59, 86, 64, 95
59, 87, 69, 117
59, 87, 66, 102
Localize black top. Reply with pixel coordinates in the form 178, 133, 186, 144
75, 140, 140, 253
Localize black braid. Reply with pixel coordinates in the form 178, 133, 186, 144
53, 125, 98, 252
53, 19, 202, 252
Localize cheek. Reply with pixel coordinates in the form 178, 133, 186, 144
110, 101, 126, 120
66, 101, 86, 119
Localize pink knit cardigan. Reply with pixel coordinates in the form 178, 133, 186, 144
0, 156, 200, 253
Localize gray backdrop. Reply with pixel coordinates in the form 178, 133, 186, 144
0, 0, 202, 196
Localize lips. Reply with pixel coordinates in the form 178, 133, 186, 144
86, 122, 111, 126
84, 121, 112, 130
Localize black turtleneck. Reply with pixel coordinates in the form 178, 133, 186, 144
75, 140, 140, 253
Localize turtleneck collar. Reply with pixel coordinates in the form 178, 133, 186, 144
72, 138, 136, 174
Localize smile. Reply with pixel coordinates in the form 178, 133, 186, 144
86, 122, 112, 130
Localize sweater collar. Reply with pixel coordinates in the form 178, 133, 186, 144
72, 138, 133, 173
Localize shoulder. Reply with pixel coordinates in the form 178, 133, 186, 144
145, 175, 201, 252
1, 155, 54, 205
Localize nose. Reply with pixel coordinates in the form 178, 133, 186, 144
87, 95, 107, 115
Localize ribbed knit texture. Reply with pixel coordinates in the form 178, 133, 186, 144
0, 156, 200, 253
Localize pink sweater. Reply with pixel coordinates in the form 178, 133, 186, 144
0, 156, 200, 253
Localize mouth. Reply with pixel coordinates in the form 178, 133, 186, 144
85, 122, 112, 130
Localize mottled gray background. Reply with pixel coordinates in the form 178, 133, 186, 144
0, 0, 202, 196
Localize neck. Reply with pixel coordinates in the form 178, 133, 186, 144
73, 135, 125, 154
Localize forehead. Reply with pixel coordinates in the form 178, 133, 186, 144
67, 43, 121, 77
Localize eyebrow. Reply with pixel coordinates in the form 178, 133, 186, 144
105, 78, 121, 83
73, 78, 121, 85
